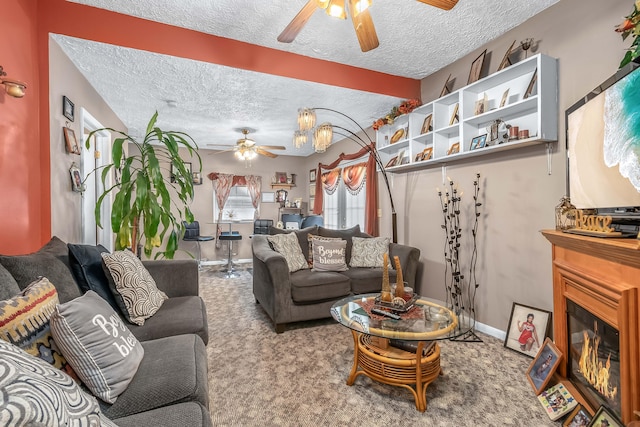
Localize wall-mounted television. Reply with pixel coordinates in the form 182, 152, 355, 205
566, 60, 640, 226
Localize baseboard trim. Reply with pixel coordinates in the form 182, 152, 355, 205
474, 321, 506, 341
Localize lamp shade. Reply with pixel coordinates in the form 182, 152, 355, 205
313, 123, 333, 153
297, 108, 316, 131
293, 130, 308, 149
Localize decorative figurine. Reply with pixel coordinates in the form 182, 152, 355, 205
394, 256, 404, 299
380, 253, 393, 303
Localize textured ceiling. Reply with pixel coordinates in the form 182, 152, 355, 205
58, 0, 559, 156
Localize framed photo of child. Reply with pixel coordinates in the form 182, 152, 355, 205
504, 302, 552, 357
526, 337, 562, 395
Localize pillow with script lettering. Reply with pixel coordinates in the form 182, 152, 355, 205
311, 237, 348, 272
50, 291, 144, 404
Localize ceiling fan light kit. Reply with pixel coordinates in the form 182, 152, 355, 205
279, 0, 458, 52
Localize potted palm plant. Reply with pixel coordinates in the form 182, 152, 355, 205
86, 112, 201, 259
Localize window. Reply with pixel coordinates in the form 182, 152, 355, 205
213, 186, 255, 221
323, 180, 366, 230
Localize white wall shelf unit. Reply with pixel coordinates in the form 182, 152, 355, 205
375, 54, 558, 173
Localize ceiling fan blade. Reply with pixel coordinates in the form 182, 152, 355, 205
416, 0, 458, 11
257, 145, 286, 150
277, 0, 318, 43
256, 148, 278, 158
349, 1, 379, 52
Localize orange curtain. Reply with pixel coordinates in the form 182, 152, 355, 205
312, 143, 378, 236
321, 168, 342, 195
342, 162, 367, 194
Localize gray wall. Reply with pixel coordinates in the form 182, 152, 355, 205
49, 37, 126, 244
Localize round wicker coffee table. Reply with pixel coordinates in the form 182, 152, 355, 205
330, 294, 469, 412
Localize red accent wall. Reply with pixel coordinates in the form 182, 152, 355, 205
0, 0, 45, 254
0, 0, 420, 254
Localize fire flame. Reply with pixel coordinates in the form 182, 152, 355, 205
578, 323, 618, 400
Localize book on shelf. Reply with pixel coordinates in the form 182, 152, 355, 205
389, 340, 435, 356
537, 383, 578, 421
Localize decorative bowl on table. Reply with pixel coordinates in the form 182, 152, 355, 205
373, 293, 419, 313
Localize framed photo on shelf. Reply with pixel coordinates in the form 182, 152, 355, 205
470, 134, 488, 151
524, 69, 538, 99
526, 337, 562, 395
69, 163, 83, 192
588, 406, 623, 427
385, 155, 398, 168
499, 88, 510, 108
414, 152, 424, 162
497, 40, 516, 71
275, 171, 287, 184
446, 142, 460, 155
562, 405, 592, 427
63, 96, 74, 122
422, 147, 433, 161
421, 114, 433, 134
261, 192, 275, 203
63, 127, 81, 154
504, 302, 552, 357
467, 49, 486, 84
439, 73, 452, 97
474, 96, 487, 116
449, 103, 459, 126
309, 169, 316, 183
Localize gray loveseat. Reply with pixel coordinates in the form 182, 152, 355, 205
252, 225, 421, 333
0, 237, 211, 427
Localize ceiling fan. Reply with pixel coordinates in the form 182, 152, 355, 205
277, 0, 459, 53
207, 128, 285, 160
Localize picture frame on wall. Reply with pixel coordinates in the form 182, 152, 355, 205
63, 127, 81, 155
309, 184, 316, 197
504, 302, 552, 357
309, 168, 316, 183
170, 162, 192, 183
63, 96, 75, 122
526, 337, 562, 395
261, 192, 275, 203
467, 49, 486, 84
275, 171, 287, 184
587, 406, 624, 427
69, 163, 83, 193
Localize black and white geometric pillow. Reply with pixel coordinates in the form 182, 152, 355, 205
0, 339, 116, 426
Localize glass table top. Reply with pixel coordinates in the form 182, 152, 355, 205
330, 293, 474, 341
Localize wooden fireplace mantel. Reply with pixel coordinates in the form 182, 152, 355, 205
542, 230, 640, 424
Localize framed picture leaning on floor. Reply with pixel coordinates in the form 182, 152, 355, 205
504, 302, 552, 357
526, 337, 562, 395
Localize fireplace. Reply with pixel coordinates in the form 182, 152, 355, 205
542, 230, 640, 424
566, 299, 621, 419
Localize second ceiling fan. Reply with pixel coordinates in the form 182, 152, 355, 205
207, 128, 285, 160
278, 0, 459, 53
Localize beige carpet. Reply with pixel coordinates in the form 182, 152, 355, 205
199, 268, 556, 426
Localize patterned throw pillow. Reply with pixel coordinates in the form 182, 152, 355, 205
50, 291, 145, 404
0, 339, 117, 426
307, 234, 342, 267
349, 236, 391, 268
0, 277, 75, 378
101, 250, 168, 326
267, 233, 308, 273
311, 238, 348, 272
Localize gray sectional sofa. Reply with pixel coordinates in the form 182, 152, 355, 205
0, 237, 211, 427
252, 225, 421, 333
